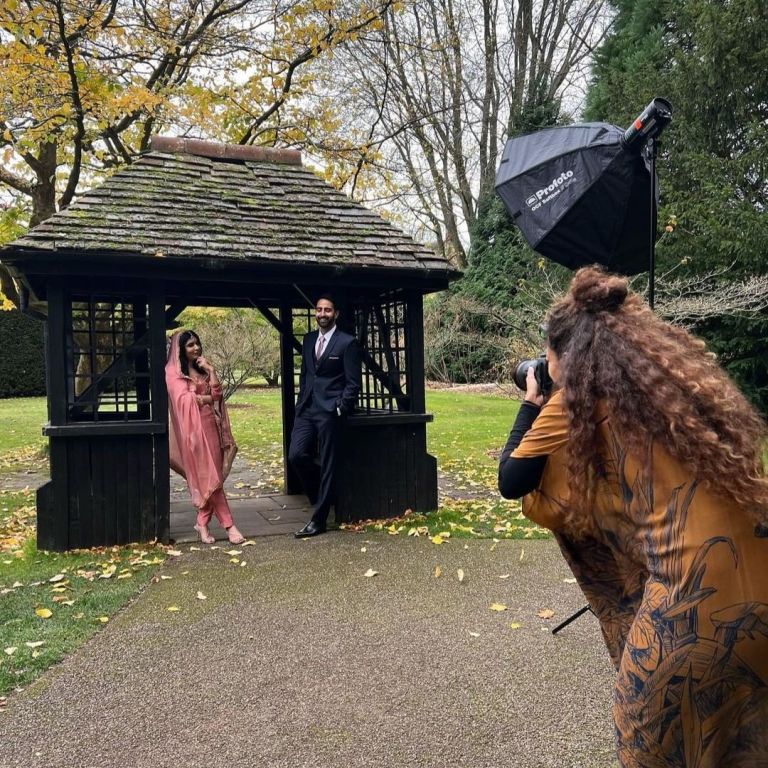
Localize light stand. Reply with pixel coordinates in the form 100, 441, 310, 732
552, 98, 672, 638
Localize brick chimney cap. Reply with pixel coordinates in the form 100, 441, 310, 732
150, 136, 302, 166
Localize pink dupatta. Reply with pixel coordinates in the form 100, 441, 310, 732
166, 332, 237, 508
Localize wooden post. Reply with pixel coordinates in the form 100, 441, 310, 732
279, 302, 300, 494
406, 292, 426, 413
149, 287, 170, 543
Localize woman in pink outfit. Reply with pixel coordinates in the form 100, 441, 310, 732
166, 330, 245, 545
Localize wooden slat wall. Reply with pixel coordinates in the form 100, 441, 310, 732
336, 421, 437, 522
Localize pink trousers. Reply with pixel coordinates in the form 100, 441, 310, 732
196, 488, 234, 528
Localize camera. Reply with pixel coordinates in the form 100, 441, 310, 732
513, 353, 553, 396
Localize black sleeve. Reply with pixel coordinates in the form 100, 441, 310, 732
498, 401, 549, 499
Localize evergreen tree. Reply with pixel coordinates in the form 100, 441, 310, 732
586, 0, 768, 408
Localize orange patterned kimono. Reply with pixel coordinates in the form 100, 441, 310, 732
513, 390, 768, 767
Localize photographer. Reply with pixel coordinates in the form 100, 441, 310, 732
498, 266, 768, 766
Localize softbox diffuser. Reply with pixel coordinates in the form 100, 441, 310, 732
495, 122, 656, 275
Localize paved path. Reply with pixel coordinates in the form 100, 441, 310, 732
0, 536, 619, 768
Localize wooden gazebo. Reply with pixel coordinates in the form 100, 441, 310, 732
1, 137, 459, 551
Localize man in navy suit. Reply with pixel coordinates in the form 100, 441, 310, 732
289, 294, 362, 537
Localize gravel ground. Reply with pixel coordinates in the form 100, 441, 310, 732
0, 535, 619, 768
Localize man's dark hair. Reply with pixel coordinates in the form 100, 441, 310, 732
316, 293, 337, 310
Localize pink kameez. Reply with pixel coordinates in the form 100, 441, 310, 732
165, 332, 237, 529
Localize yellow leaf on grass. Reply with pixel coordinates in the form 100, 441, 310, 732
364, 568, 378, 578
98, 616, 109, 623
25, 641, 45, 648
457, 569, 465, 583
48, 573, 66, 583
35, 608, 52, 619
167, 606, 180, 612
4, 647, 17, 655
229, 557, 240, 564
50, 586, 68, 593
430, 535, 446, 545
116, 572, 133, 579
434, 565, 442, 577
196, 591, 207, 600
489, 603, 508, 612
537, 609, 555, 619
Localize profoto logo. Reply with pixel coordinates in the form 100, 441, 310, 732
525, 170, 575, 210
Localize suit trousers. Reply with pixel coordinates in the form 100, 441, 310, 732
288, 401, 342, 525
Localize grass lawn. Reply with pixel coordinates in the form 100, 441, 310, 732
0, 387, 538, 698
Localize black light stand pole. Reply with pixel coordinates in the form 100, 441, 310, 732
648, 136, 658, 310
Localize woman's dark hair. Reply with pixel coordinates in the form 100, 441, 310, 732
178, 330, 203, 377
546, 265, 768, 535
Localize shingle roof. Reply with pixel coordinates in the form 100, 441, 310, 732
8, 137, 454, 276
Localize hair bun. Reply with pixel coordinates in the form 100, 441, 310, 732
570, 266, 628, 312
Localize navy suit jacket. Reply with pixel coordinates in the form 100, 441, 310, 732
296, 328, 362, 416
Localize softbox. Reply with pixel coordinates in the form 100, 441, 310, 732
495, 122, 657, 275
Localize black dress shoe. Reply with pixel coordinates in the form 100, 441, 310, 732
295, 520, 327, 538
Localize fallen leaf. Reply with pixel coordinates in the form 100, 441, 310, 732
32, 650, 42, 659
189, 546, 201, 551
229, 557, 240, 564
35, 608, 52, 619
167, 606, 181, 612
537, 609, 555, 619
360, 547, 367, 553
430, 535, 446, 545
196, 591, 207, 600
433, 565, 442, 578
468, 632, 480, 638
226, 549, 242, 556
240, 561, 247, 567
509, 622, 522, 629
241, 540, 255, 547
457, 569, 465, 583
167, 549, 183, 557
3, 647, 17, 655
519, 548, 525, 561
59, 599, 75, 606
48, 573, 66, 583
25, 641, 45, 648
160, 575, 173, 580
489, 603, 508, 612
563, 577, 577, 584
98, 616, 109, 623
364, 568, 378, 578
498, 574, 510, 579
116, 572, 133, 579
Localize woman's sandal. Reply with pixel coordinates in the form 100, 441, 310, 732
226, 525, 246, 545
194, 524, 215, 545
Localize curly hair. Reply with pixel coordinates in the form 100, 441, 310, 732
546, 266, 768, 534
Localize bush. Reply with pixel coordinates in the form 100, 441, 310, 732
0, 309, 46, 397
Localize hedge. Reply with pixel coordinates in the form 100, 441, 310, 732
0, 309, 46, 398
